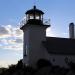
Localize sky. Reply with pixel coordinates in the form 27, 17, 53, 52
0, 0, 75, 67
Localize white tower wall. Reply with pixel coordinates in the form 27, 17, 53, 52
23, 25, 49, 66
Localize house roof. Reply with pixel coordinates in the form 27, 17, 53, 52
42, 37, 75, 55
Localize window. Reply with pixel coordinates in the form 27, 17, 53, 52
24, 44, 28, 56
36, 16, 39, 19
26, 45, 28, 55
30, 16, 34, 19
53, 58, 55, 62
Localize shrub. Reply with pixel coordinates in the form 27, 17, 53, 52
36, 59, 52, 69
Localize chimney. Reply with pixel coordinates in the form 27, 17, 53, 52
69, 22, 75, 39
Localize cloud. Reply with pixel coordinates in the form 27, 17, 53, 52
0, 25, 23, 38
0, 39, 8, 45
15, 28, 22, 36
2, 44, 23, 51
46, 27, 56, 37
0, 25, 23, 51
0, 26, 9, 35
15, 39, 23, 43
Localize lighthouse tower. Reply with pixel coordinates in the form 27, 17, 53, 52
20, 6, 50, 66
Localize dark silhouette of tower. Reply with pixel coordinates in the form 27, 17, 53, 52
69, 23, 75, 39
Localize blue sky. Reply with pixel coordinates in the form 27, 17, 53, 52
0, 0, 75, 67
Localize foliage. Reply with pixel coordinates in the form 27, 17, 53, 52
1, 59, 75, 75
67, 61, 75, 73
36, 59, 52, 69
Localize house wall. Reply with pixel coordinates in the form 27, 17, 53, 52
48, 54, 75, 68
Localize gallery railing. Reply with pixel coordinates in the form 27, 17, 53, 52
19, 18, 50, 28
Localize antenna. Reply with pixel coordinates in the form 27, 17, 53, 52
33, 0, 36, 5
33, 0, 38, 6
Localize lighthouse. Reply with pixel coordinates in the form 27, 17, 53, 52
20, 6, 50, 66
20, 6, 75, 68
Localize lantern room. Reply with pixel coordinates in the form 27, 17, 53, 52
25, 6, 44, 25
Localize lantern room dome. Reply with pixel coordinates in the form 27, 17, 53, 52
25, 6, 44, 14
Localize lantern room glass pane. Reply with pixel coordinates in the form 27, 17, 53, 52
29, 14, 34, 19
26, 13, 43, 21
35, 16, 39, 19
30, 16, 34, 19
